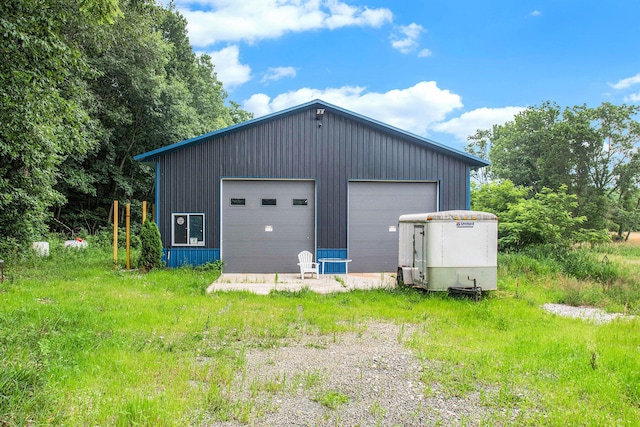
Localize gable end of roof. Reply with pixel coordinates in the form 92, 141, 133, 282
134, 99, 490, 168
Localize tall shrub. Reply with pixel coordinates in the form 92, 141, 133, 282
499, 185, 586, 252
139, 220, 163, 271
470, 180, 529, 217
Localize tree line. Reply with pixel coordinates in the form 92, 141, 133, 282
0, 0, 252, 252
3, 1, 638, 255
466, 102, 640, 249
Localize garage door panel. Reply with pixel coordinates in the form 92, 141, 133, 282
349, 182, 437, 272
222, 180, 315, 273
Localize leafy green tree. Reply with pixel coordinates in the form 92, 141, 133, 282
0, 0, 120, 250
589, 103, 640, 230
470, 180, 529, 217
228, 100, 255, 125
470, 182, 605, 251
485, 102, 640, 232
490, 102, 566, 192
609, 188, 640, 240
559, 103, 640, 229
1, 0, 252, 244
465, 128, 494, 184
499, 186, 587, 252
54, 1, 252, 232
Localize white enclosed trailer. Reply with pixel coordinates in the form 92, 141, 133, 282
397, 210, 498, 292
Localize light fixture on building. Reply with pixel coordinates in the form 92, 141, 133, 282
316, 108, 325, 127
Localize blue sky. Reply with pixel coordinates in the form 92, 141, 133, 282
172, 0, 640, 150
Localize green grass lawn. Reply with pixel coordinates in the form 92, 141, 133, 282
1, 241, 638, 425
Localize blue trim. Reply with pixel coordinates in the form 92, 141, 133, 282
317, 248, 348, 273
134, 99, 489, 167
163, 248, 220, 268
155, 162, 160, 225
466, 167, 471, 210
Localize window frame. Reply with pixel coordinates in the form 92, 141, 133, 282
171, 213, 205, 247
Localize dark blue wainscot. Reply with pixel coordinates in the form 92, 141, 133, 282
317, 248, 349, 274
163, 248, 220, 268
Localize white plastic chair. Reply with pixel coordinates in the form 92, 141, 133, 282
297, 250, 319, 279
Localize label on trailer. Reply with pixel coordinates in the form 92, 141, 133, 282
456, 221, 475, 228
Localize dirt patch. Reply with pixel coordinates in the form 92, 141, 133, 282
618, 231, 640, 243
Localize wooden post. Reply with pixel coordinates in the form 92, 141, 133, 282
142, 201, 147, 223
126, 203, 131, 270
113, 200, 118, 269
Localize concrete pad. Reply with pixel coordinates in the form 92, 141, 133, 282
207, 272, 396, 295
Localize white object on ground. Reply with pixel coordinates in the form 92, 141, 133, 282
32, 242, 50, 257
64, 239, 88, 249
543, 303, 635, 324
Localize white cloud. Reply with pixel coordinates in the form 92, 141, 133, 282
243, 93, 273, 117
261, 66, 297, 83
243, 81, 463, 136
624, 92, 640, 103
418, 48, 432, 58
324, 0, 392, 29
206, 45, 252, 89
529, 10, 541, 17
431, 106, 524, 141
176, 0, 393, 47
609, 73, 640, 90
390, 23, 424, 54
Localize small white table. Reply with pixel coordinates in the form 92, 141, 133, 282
318, 258, 352, 276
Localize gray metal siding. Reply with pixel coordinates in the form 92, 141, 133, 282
348, 181, 438, 272
156, 106, 471, 271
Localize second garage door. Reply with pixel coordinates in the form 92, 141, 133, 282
348, 181, 437, 272
222, 180, 315, 273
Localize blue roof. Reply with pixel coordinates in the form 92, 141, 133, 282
134, 99, 490, 168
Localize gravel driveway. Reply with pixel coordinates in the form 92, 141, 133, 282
205, 322, 504, 426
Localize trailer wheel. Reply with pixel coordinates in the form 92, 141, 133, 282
396, 268, 404, 286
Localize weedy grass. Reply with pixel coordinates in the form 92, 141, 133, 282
313, 389, 350, 409
0, 239, 639, 425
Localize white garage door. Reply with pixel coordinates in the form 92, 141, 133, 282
222, 180, 315, 273
348, 181, 437, 272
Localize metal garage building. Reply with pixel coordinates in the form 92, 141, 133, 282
134, 100, 489, 273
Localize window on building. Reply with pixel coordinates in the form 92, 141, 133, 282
230, 198, 246, 206
292, 198, 308, 206
261, 198, 277, 206
172, 213, 205, 246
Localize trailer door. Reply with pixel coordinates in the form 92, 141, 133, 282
413, 225, 427, 284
